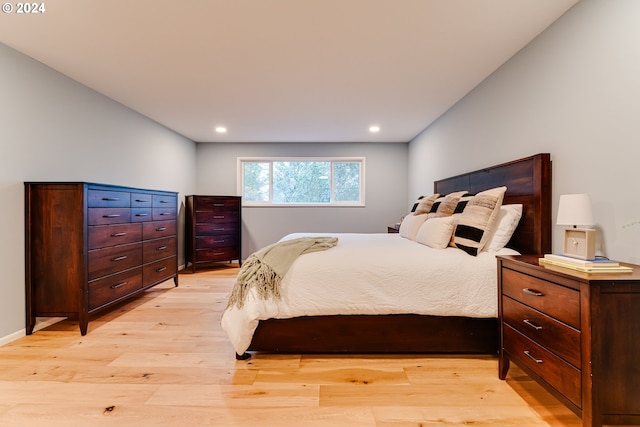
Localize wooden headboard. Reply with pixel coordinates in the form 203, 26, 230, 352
433, 153, 551, 255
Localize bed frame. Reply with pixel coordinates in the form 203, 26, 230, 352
238, 153, 551, 358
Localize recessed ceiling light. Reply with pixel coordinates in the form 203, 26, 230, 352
369, 125, 380, 133
215, 126, 227, 133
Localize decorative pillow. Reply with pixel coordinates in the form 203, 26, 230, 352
427, 191, 468, 218
484, 204, 523, 252
415, 216, 456, 249
413, 193, 440, 215
398, 213, 428, 240
410, 196, 424, 213
452, 194, 474, 214
453, 186, 507, 256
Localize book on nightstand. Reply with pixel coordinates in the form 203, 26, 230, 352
543, 253, 620, 267
539, 255, 633, 273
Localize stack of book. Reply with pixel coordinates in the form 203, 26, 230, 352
539, 254, 633, 273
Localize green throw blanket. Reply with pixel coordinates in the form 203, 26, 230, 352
226, 236, 339, 309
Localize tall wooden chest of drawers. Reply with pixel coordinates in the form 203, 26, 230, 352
25, 182, 179, 335
185, 195, 241, 272
497, 255, 640, 427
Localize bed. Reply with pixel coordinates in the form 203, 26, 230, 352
223, 153, 551, 359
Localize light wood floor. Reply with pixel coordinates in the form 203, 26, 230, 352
0, 266, 587, 427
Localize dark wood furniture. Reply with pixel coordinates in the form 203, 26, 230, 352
498, 254, 640, 427
387, 225, 399, 233
185, 195, 242, 272
25, 182, 178, 335
241, 153, 552, 357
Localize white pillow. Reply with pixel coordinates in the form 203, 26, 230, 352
415, 216, 456, 249
399, 213, 428, 240
484, 204, 523, 252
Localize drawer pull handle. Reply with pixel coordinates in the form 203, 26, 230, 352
214, 215, 225, 219
213, 252, 225, 256
111, 255, 128, 261
135, 213, 149, 217
159, 200, 170, 204
214, 228, 225, 231
156, 267, 167, 272
111, 232, 127, 237
156, 246, 168, 251
523, 319, 543, 330
523, 288, 543, 297
156, 227, 167, 231
102, 197, 120, 201
110, 281, 127, 289
103, 214, 121, 218
213, 203, 225, 207
524, 350, 543, 364
160, 212, 171, 216
135, 199, 150, 203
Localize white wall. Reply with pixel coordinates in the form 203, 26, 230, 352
196, 142, 408, 257
409, 0, 640, 264
0, 44, 197, 342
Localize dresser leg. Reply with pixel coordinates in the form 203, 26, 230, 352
499, 352, 510, 380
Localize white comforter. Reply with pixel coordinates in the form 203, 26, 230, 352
220, 233, 519, 355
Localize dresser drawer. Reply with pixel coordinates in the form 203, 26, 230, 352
195, 196, 241, 211
195, 223, 239, 236
88, 267, 143, 311
143, 256, 177, 285
502, 268, 580, 329
153, 194, 177, 207
152, 208, 176, 221
88, 208, 131, 225
503, 325, 581, 407
143, 236, 177, 263
88, 223, 142, 250
195, 235, 238, 250
195, 247, 239, 262
88, 242, 142, 280
142, 220, 176, 240
87, 189, 130, 208
502, 296, 581, 368
131, 208, 152, 222
195, 212, 239, 226
131, 192, 152, 207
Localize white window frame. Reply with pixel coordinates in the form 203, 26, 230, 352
237, 157, 366, 207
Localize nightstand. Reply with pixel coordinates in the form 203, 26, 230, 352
387, 225, 399, 233
497, 255, 640, 427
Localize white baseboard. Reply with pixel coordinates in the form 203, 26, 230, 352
0, 317, 66, 346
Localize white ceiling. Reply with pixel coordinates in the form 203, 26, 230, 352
0, 0, 579, 143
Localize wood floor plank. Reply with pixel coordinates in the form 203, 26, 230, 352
145, 383, 320, 408
0, 266, 586, 427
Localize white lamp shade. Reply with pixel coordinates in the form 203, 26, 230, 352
556, 194, 595, 226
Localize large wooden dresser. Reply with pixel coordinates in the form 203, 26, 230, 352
184, 195, 242, 272
25, 182, 178, 335
498, 254, 640, 427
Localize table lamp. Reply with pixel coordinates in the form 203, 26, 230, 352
556, 194, 595, 260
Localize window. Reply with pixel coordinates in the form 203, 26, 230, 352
238, 157, 365, 206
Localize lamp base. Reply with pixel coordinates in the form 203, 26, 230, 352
563, 228, 596, 260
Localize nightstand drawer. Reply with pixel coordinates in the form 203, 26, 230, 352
502, 268, 580, 329
502, 296, 581, 368
503, 324, 581, 408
